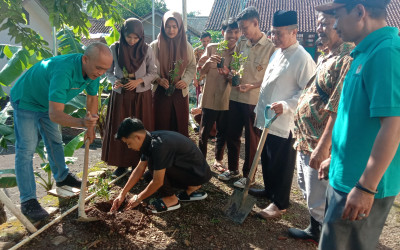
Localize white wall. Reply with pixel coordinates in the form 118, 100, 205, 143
0, 0, 54, 94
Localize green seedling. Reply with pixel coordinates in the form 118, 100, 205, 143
89, 177, 111, 201
166, 59, 183, 96
230, 52, 248, 86
216, 40, 229, 68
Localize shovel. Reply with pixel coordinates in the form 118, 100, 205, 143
224, 105, 277, 224
77, 139, 99, 222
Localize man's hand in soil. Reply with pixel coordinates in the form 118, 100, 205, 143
124, 195, 140, 211
110, 194, 125, 212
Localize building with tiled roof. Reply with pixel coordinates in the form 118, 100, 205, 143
205, 0, 400, 59
83, 11, 207, 46
187, 16, 209, 34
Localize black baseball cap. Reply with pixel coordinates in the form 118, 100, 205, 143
315, 0, 390, 12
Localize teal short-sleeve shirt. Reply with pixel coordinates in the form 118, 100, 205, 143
329, 27, 400, 199
10, 54, 100, 112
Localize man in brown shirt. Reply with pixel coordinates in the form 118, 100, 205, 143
217, 6, 276, 188
197, 18, 241, 171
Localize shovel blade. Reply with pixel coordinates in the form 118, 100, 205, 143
224, 189, 257, 224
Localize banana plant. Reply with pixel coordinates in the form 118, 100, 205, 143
34, 131, 86, 191
0, 45, 46, 98
0, 102, 14, 149
56, 28, 84, 55
0, 169, 17, 188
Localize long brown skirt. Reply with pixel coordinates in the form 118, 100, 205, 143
101, 89, 154, 167
153, 87, 189, 137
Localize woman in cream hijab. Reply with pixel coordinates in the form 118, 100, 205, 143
150, 11, 196, 137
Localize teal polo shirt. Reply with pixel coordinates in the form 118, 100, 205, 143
10, 54, 100, 113
330, 27, 400, 198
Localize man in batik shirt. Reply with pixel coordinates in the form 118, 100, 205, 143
288, 11, 354, 243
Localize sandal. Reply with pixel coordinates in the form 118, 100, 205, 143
212, 162, 226, 173
149, 198, 180, 214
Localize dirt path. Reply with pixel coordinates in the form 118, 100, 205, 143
1, 130, 399, 249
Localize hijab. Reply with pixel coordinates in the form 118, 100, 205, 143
117, 18, 148, 74
157, 11, 189, 83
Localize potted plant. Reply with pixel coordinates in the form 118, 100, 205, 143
216, 40, 229, 68
118, 67, 131, 94
165, 59, 183, 96
230, 52, 248, 86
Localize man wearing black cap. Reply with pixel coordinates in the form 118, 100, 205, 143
315, 0, 400, 249
252, 10, 316, 219
110, 118, 212, 213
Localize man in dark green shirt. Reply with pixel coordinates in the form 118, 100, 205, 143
111, 118, 211, 213
10, 42, 113, 221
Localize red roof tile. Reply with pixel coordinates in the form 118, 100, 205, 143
206, 0, 400, 32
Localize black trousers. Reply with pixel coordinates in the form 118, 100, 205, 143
261, 132, 296, 210
199, 108, 229, 161
146, 165, 212, 197
226, 101, 261, 177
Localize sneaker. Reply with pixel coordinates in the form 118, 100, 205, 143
218, 170, 240, 181
177, 191, 208, 201
111, 167, 128, 178
56, 173, 82, 188
21, 199, 49, 222
233, 177, 255, 189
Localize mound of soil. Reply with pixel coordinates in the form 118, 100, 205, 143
86, 199, 150, 235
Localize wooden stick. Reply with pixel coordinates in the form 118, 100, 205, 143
10, 170, 129, 250
0, 189, 37, 233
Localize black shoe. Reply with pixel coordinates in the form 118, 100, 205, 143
56, 173, 82, 188
248, 188, 270, 198
288, 216, 321, 244
177, 191, 208, 201
21, 199, 49, 222
111, 167, 128, 178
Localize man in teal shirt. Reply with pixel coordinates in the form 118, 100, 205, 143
315, 0, 400, 249
10, 42, 113, 221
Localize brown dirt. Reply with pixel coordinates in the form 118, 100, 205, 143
85, 198, 150, 236
5, 128, 399, 250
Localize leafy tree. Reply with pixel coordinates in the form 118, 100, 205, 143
187, 11, 201, 17
0, 0, 124, 98
114, 0, 168, 19
191, 30, 223, 48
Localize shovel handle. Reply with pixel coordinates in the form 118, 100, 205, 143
244, 105, 277, 195
78, 139, 90, 217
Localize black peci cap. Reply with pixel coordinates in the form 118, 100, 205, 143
272, 10, 297, 27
